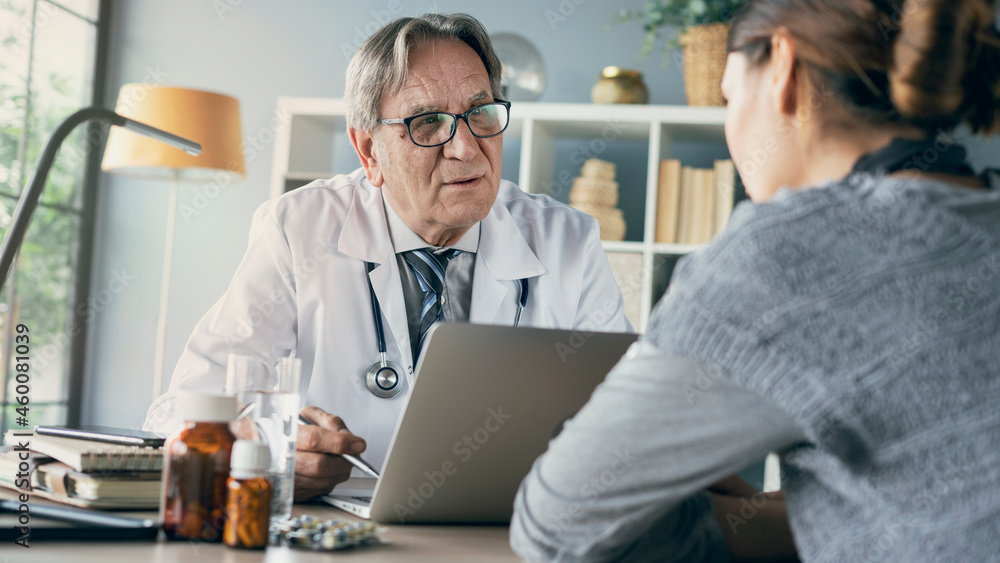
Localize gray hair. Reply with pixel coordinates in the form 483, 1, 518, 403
345, 13, 503, 132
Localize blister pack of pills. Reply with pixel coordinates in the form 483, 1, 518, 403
270, 514, 383, 551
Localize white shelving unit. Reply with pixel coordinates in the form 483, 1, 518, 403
270, 98, 729, 331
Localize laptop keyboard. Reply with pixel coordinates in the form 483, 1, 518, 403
351, 496, 372, 503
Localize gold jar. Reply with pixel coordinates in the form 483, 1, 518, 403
591, 67, 649, 104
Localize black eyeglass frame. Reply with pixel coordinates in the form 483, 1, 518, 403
377, 100, 512, 148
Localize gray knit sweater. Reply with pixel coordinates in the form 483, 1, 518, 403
511, 171, 1000, 562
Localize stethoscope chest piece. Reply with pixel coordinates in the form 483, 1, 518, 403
363, 260, 529, 399
366, 358, 404, 398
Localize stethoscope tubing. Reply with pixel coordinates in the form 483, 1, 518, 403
366, 261, 388, 355
364, 260, 528, 398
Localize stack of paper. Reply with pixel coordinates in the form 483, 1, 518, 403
0, 433, 162, 509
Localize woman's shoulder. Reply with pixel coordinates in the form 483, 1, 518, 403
720, 172, 1000, 265
647, 171, 1000, 354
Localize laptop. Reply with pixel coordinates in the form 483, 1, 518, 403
321, 322, 637, 523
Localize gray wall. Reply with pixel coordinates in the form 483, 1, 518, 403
84, 0, 681, 426
84, 0, 1000, 427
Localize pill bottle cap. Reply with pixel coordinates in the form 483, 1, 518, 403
230, 440, 271, 478
177, 391, 236, 423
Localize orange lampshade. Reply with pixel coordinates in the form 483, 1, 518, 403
101, 84, 245, 182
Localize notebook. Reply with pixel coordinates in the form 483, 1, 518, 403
5, 432, 163, 473
0, 446, 161, 509
321, 323, 638, 523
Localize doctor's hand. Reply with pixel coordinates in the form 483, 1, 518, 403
294, 406, 368, 502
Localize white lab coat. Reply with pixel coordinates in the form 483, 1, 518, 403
145, 168, 631, 469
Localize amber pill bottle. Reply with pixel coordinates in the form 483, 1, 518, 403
161, 392, 237, 542
224, 440, 273, 549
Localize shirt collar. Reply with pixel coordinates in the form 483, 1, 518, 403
381, 188, 480, 254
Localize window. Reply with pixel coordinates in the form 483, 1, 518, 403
0, 0, 106, 435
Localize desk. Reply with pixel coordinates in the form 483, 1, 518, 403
9, 503, 520, 562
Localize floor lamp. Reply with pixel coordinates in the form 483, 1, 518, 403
101, 85, 245, 402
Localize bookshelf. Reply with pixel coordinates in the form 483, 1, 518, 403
269, 99, 731, 332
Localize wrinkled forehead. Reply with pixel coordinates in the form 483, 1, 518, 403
384, 38, 492, 116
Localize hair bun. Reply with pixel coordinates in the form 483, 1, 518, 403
890, 0, 1000, 132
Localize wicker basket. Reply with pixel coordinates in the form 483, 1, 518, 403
679, 23, 730, 107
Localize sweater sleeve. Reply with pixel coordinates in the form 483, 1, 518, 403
509, 340, 805, 562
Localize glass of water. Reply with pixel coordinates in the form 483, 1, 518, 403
226, 353, 301, 522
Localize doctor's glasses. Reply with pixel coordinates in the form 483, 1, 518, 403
378, 100, 511, 148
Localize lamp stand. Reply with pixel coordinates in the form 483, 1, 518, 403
151, 170, 180, 400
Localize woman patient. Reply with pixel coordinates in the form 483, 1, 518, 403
511, 0, 1000, 561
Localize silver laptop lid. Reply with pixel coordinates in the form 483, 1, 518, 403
366, 323, 637, 523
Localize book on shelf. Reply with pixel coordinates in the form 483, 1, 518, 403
714, 159, 737, 236
656, 159, 739, 246
654, 159, 682, 244
695, 168, 717, 244
677, 166, 714, 244
0, 445, 161, 509
675, 166, 695, 245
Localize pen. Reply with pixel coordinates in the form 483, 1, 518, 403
297, 414, 381, 479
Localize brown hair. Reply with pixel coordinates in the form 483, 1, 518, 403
728, 0, 1000, 133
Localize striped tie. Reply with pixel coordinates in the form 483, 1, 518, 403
403, 248, 462, 359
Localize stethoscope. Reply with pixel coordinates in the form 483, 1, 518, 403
364, 261, 529, 398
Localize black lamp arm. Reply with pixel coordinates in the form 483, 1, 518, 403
0, 107, 200, 290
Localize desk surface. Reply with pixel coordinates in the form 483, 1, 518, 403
9, 503, 520, 562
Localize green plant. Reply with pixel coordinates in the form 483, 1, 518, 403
612, 0, 745, 60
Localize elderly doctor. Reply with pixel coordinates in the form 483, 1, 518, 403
144, 13, 630, 501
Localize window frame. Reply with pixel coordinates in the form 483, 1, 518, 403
0, 0, 108, 431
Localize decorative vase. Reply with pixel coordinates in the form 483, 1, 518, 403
591, 66, 649, 104
679, 23, 730, 106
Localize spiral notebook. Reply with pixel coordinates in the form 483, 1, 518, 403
0, 446, 161, 509
18, 434, 162, 473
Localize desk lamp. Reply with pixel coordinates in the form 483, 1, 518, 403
0, 107, 200, 300
101, 85, 245, 401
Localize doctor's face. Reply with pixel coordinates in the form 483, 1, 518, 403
363, 39, 503, 245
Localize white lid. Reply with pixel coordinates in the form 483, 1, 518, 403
177, 391, 236, 423
230, 440, 271, 476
